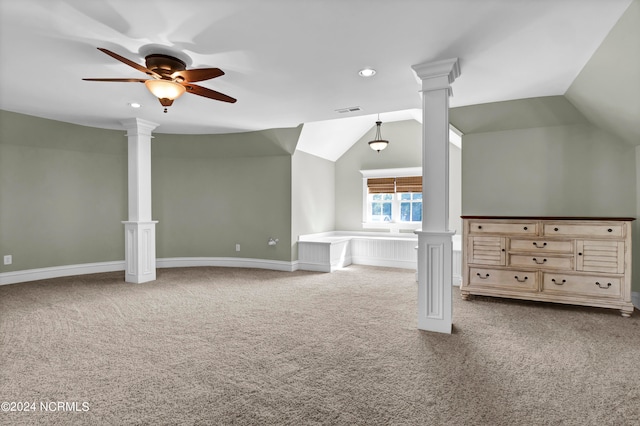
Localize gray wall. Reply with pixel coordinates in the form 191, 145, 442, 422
0, 110, 127, 272
335, 119, 462, 234
454, 98, 638, 292
151, 129, 298, 262
0, 111, 301, 274
460, 124, 636, 216
291, 150, 335, 260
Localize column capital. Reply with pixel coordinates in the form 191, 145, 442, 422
412, 58, 460, 92
120, 118, 159, 137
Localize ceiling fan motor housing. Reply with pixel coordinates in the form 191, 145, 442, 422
145, 54, 187, 79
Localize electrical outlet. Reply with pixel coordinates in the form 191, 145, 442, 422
3, 255, 12, 265
235, 244, 240, 252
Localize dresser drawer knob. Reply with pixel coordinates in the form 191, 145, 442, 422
554, 227, 559, 232
608, 228, 613, 232
523, 226, 528, 230
533, 242, 547, 248
478, 225, 482, 230
532, 258, 547, 264
578, 252, 582, 256
476, 273, 490, 279
595, 282, 612, 289
551, 278, 566, 285
514, 276, 528, 282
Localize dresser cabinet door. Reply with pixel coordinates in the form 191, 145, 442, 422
468, 236, 505, 265
576, 240, 625, 274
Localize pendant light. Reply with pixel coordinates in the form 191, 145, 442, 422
368, 114, 389, 152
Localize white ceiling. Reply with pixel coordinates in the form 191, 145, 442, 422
0, 0, 632, 159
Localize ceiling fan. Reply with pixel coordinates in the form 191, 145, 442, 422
83, 48, 236, 112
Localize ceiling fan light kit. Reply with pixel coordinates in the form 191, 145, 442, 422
144, 79, 186, 101
83, 48, 236, 113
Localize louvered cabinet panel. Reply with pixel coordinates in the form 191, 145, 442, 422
576, 240, 624, 274
468, 236, 505, 265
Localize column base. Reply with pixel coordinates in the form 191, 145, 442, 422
415, 230, 454, 334
122, 221, 158, 283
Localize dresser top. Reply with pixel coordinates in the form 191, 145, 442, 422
461, 216, 636, 221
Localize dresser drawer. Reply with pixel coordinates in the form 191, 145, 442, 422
509, 254, 573, 270
468, 221, 537, 235
469, 268, 538, 291
542, 273, 621, 298
543, 223, 623, 238
509, 239, 573, 253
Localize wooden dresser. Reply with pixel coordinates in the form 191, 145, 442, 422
461, 216, 635, 317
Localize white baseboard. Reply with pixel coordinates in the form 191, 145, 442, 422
294, 262, 332, 273
632, 291, 640, 311
156, 257, 296, 272
452, 274, 462, 287
351, 256, 416, 270
0, 257, 477, 289
0, 258, 300, 286
0, 261, 125, 286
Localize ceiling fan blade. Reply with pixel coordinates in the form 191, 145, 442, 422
97, 48, 161, 79
184, 84, 237, 103
172, 68, 224, 82
83, 78, 147, 82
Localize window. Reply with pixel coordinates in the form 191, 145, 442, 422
367, 192, 422, 223
400, 192, 422, 222
360, 168, 423, 231
370, 193, 393, 222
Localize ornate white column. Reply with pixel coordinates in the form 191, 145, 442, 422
411, 58, 460, 333
121, 118, 159, 284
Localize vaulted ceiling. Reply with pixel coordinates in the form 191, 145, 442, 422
0, 0, 635, 159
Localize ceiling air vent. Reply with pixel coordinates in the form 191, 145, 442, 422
335, 106, 362, 114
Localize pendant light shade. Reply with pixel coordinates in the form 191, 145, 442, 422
368, 117, 389, 152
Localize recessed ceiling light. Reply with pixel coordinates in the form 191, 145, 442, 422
128, 102, 142, 108
359, 68, 376, 77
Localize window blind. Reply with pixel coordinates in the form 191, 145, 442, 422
395, 176, 422, 193
367, 176, 422, 193
367, 177, 395, 194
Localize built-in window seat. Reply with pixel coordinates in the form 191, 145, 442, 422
297, 231, 462, 285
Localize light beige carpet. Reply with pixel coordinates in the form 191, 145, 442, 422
1, 265, 638, 425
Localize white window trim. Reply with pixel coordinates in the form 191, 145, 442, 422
360, 167, 422, 233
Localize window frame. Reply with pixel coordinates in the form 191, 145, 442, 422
360, 167, 423, 232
